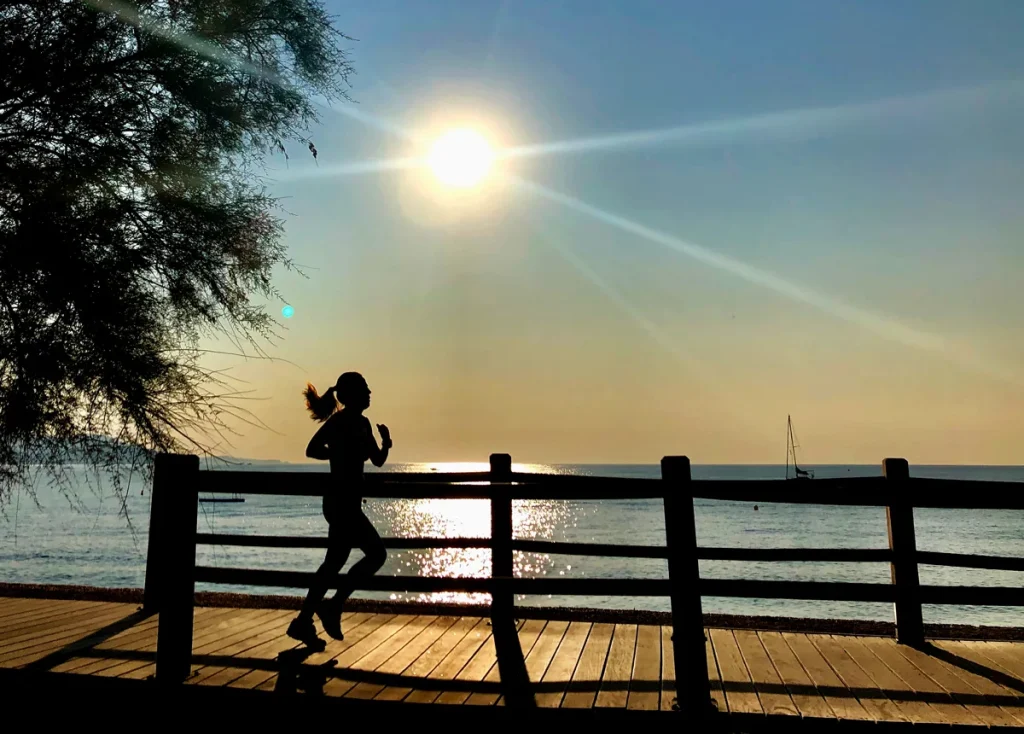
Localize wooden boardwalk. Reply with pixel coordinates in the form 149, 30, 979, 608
1, 597, 1022, 726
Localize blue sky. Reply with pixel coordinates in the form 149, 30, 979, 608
211, 0, 1024, 464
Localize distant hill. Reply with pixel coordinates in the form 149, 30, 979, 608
206, 456, 291, 466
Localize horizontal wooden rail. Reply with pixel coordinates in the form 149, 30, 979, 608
195, 533, 671, 558
916, 550, 1024, 572
699, 547, 892, 563
196, 470, 668, 499
916, 585, 1024, 606
193, 566, 672, 596
195, 533, 895, 564
193, 566, 1024, 606
700, 580, 1023, 605
195, 471, 1024, 508
195, 533, 491, 550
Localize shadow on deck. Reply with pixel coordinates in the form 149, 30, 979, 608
2, 597, 1023, 730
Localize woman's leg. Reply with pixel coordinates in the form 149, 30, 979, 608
333, 511, 387, 605
296, 524, 352, 623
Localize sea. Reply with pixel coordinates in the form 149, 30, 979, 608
2, 462, 1022, 627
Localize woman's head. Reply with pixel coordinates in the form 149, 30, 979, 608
334, 372, 371, 411
303, 372, 370, 421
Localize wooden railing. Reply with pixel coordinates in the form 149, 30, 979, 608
144, 453, 1024, 715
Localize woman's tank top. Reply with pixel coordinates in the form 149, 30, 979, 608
323, 411, 372, 520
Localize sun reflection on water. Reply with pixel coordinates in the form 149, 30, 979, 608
371, 462, 578, 605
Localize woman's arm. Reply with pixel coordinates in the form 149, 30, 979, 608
305, 419, 332, 460
367, 421, 391, 467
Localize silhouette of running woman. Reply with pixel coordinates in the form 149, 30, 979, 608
287, 372, 391, 648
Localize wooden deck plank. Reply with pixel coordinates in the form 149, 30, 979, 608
226, 612, 374, 691
935, 640, 1024, 688
709, 628, 762, 714
888, 641, 1024, 727
344, 616, 433, 676
733, 630, 798, 716
373, 616, 482, 701
757, 631, 835, 719
64, 607, 247, 678
0, 598, 39, 619
660, 626, 676, 712
932, 641, 1024, 725
255, 613, 398, 693
465, 618, 546, 706
784, 633, 873, 721
705, 627, 727, 713
495, 619, 568, 707
935, 640, 1023, 681
0, 597, 83, 622
48, 621, 159, 674
858, 636, 984, 726
108, 609, 288, 680
562, 622, 612, 709
626, 624, 661, 711
0, 601, 124, 649
808, 633, 905, 722
404, 618, 491, 704
0, 607, 129, 656
595, 623, 636, 709
335, 614, 432, 696
0, 600, 53, 628
188, 611, 320, 685
50, 607, 229, 675
0, 603, 139, 666
346, 616, 460, 700
524, 620, 569, 683
0, 600, 110, 633
828, 635, 937, 723
112, 608, 288, 680
977, 641, 1024, 681
535, 621, 590, 708
315, 614, 418, 697
434, 628, 498, 705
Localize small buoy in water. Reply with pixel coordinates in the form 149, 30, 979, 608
754, 505, 759, 511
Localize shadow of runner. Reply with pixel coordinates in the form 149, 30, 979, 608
492, 616, 535, 708
274, 647, 337, 696
24, 608, 154, 672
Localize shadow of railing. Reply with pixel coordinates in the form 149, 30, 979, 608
22, 609, 153, 672
917, 642, 1024, 696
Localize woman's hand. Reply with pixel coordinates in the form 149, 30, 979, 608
377, 423, 392, 448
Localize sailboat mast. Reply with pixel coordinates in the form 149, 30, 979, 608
786, 415, 791, 479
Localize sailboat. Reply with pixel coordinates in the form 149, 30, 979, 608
785, 415, 814, 480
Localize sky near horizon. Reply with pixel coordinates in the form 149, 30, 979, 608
204, 0, 1024, 465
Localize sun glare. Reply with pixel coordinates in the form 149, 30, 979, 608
428, 128, 494, 187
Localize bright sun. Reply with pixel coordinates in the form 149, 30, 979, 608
428, 128, 494, 187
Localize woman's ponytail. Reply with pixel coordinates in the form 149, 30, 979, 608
303, 382, 338, 422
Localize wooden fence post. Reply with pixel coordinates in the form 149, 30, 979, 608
662, 456, 713, 716
144, 456, 168, 612
490, 453, 514, 625
884, 457, 924, 647
154, 453, 200, 683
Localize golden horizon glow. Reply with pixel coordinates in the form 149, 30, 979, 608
428, 128, 494, 187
